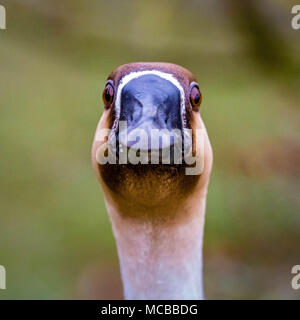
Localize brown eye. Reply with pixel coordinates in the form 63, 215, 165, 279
102, 82, 114, 107
189, 83, 202, 110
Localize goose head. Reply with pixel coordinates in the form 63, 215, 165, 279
92, 62, 212, 215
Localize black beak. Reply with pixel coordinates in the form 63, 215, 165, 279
117, 74, 182, 151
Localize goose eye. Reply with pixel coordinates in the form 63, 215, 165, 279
102, 82, 114, 107
189, 84, 202, 110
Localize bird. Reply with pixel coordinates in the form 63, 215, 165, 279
92, 62, 213, 300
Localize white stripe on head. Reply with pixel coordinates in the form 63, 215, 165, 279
113, 70, 186, 130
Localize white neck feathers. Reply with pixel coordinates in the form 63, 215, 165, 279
105, 197, 206, 300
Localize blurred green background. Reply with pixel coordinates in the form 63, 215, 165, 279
0, 0, 299, 299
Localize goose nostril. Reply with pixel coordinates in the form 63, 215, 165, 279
127, 105, 142, 125
156, 108, 168, 129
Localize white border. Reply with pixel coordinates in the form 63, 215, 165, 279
112, 70, 186, 130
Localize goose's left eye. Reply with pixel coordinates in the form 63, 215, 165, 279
189, 84, 202, 110
102, 83, 114, 107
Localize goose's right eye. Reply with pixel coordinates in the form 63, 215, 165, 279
102, 83, 114, 108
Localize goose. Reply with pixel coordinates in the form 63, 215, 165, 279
92, 62, 213, 300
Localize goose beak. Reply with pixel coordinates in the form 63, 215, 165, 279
116, 74, 183, 152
